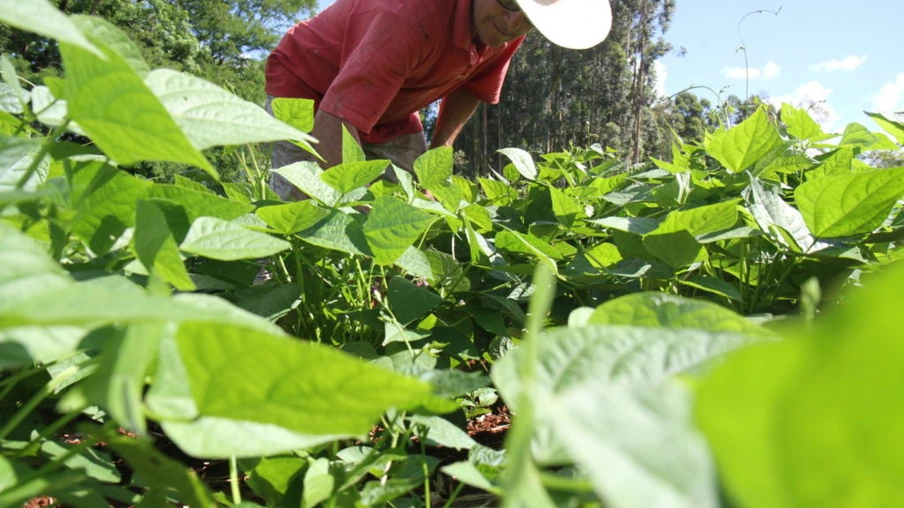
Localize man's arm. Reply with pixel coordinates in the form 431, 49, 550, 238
310, 109, 363, 169
429, 88, 482, 149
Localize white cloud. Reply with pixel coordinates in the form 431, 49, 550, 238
763, 61, 781, 80
770, 81, 841, 132
653, 60, 668, 98
722, 61, 781, 81
871, 73, 904, 115
809, 55, 867, 72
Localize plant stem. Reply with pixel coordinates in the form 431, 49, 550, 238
441, 483, 465, 508
229, 455, 242, 504
0, 367, 75, 441
420, 436, 431, 508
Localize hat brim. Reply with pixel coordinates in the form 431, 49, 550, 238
516, 0, 612, 50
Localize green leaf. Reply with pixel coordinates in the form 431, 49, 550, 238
794, 167, 904, 237
492, 324, 759, 465
0, 135, 48, 192
40, 441, 120, 483
678, 275, 743, 302
696, 262, 904, 507
386, 276, 442, 325
641, 230, 702, 269
255, 200, 332, 235
0, 56, 27, 114
242, 455, 307, 506
441, 462, 500, 493
83, 323, 163, 435
866, 111, 904, 144
342, 124, 365, 163
781, 103, 824, 141
59, 17, 214, 177
809, 146, 854, 177
175, 321, 434, 436
839, 122, 878, 148
146, 184, 253, 222
588, 292, 772, 336
134, 200, 195, 291
71, 15, 149, 77
180, 217, 291, 260
549, 186, 584, 228
271, 162, 341, 205
495, 230, 564, 261
410, 415, 477, 450
363, 197, 435, 265
586, 216, 660, 235
270, 97, 315, 133
146, 69, 316, 152
498, 147, 537, 180
0, 82, 23, 115
550, 382, 715, 508
705, 107, 783, 173
320, 160, 390, 194
163, 417, 343, 459
0, 0, 100, 57
297, 210, 370, 256
0, 222, 72, 311
69, 163, 152, 255
653, 200, 741, 237
101, 429, 216, 507
0, 326, 89, 369
414, 147, 454, 187
745, 178, 818, 251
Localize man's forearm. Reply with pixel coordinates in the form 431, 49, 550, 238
311, 109, 362, 169
430, 88, 481, 149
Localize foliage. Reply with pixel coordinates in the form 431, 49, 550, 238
455, 0, 676, 175
2, 3, 904, 507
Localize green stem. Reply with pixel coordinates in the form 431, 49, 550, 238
0, 367, 76, 441
539, 472, 593, 492
441, 483, 465, 508
420, 436, 431, 508
501, 263, 556, 506
0, 365, 46, 399
230, 455, 242, 505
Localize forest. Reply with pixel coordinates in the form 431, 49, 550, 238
2, 0, 904, 507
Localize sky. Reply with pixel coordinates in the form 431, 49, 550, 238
656, 0, 904, 132
311, 0, 903, 133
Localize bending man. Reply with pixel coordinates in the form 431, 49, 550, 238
265, 0, 612, 199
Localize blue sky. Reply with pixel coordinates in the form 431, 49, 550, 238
311, 0, 902, 132
657, 0, 904, 132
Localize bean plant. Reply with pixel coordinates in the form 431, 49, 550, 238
2, 1, 904, 507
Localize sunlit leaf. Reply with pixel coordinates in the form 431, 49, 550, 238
705, 108, 783, 173
498, 147, 537, 180
180, 217, 291, 260
363, 197, 435, 265
59, 16, 213, 176
146, 69, 316, 151
795, 167, 904, 237
414, 147, 454, 188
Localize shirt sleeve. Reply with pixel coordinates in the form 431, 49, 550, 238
461, 37, 524, 104
318, 10, 424, 135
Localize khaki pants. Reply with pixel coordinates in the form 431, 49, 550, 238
264, 96, 427, 201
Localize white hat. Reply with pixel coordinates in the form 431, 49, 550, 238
515, 0, 612, 50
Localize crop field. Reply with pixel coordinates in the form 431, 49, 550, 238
2, 2, 904, 508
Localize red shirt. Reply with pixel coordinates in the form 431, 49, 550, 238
265, 0, 524, 144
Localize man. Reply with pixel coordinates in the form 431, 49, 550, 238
265, 0, 611, 199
